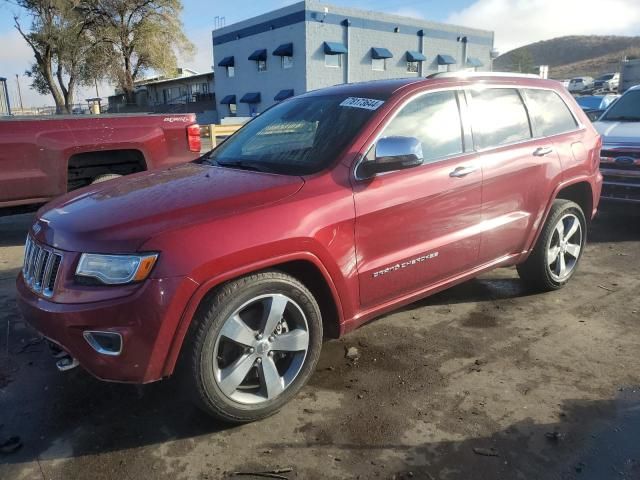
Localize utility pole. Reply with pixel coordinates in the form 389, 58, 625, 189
95, 79, 100, 97
15, 74, 24, 112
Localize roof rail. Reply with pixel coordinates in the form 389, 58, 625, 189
426, 71, 541, 80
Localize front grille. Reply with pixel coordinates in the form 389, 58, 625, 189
23, 236, 63, 298
601, 150, 640, 160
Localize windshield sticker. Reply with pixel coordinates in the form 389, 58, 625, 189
340, 97, 385, 110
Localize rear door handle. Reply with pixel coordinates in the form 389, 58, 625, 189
449, 166, 477, 178
533, 146, 554, 157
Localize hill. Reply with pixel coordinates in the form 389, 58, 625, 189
494, 36, 640, 79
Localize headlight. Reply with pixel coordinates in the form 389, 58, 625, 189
76, 253, 158, 285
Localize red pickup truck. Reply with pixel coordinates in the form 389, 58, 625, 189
0, 114, 201, 212
17, 74, 602, 423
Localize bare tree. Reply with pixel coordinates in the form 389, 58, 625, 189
81, 0, 194, 104
13, 0, 101, 113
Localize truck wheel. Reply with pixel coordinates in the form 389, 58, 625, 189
184, 271, 323, 423
517, 199, 587, 291
91, 173, 122, 184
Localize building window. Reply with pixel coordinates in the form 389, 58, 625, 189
282, 56, 293, 69
372, 58, 385, 71
325, 53, 341, 68
407, 61, 419, 73
257, 59, 267, 72
229, 103, 237, 116
227, 66, 235, 78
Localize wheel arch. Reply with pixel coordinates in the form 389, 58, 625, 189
162, 253, 344, 378
520, 178, 595, 264
66, 149, 147, 191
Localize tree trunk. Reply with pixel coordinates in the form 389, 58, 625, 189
41, 59, 67, 114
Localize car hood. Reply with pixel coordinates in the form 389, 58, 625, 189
32, 163, 304, 253
594, 121, 640, 145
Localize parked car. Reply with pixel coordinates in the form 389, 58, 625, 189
559, 79, 571, 89
593, 84, 640, 203
593, 73, 620, 92
575, 94, 619, 121
0, 114, 201, 214
568, 76, 594, 93
17, 73, 602, 423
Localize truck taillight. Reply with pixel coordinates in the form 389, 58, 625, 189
187, 124, 201, 153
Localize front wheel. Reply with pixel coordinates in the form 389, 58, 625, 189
517, 199, 587, 291
183, 271, 323, 423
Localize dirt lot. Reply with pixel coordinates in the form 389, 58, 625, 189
1, 209, 640, 480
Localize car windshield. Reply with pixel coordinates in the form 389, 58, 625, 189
199, 94, 387, 175
598, 74, 614, 81
601, 90, 640, 122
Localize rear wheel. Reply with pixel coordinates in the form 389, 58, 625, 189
517, 199, 587, 291
183, 271, 323, 423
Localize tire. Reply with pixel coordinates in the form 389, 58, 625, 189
91, 173, 122, 184
183, 271, 323, 423
517, 199, 587, 292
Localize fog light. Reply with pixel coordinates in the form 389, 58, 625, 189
83, 331, 123, 356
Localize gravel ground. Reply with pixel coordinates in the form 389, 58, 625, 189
1, 209, 639, 480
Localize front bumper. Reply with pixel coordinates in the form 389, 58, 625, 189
16, 273, 199, 383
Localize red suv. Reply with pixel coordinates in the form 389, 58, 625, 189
17, 74, 602, 423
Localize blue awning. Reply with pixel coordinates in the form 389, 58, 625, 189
217, 56, 235, 67
371, 47, 393, 59
437, 54, 457, 65
274, 89, 294, 101
273, 43, 293, 56
406, 51, 426, 62
248, 49, 267, 61
324, 42, 348, 55
240, 92, 261, 104
220, 94, 236, 105
467, 57, 484, 67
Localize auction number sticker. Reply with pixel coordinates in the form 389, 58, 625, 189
340, 97, 385, 110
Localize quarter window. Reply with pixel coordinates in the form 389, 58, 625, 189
469, 88, 532, 149
376, 91, 464, 163
524, 89, 578, 137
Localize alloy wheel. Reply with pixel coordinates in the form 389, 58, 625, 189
546, 213, 583, 282
213, 294, 309, 405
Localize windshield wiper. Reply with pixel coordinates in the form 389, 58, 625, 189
216, 160, 275, 173
604, 116, 640, 122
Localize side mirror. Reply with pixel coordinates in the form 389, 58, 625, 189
358, 136, 424, 178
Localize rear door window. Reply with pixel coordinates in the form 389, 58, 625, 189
469, 88, 532, 150
525, 89, 578, 137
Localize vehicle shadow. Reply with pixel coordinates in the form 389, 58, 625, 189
0, 213, 34, 248
263, 391, 640, 479
590, 208, 640, 243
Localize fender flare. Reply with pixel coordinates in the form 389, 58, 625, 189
161, 251, 345, 377
519, 175, 596, 263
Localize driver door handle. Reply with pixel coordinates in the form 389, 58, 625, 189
533, 146, 554, 157
449, 166, 477, 178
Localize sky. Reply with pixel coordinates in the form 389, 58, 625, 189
1, 0, 640, 108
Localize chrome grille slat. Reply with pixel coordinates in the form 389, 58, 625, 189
23, 235, 63, 298
33, 248, 46, 291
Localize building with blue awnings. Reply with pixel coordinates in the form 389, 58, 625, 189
212, 0, 494, 118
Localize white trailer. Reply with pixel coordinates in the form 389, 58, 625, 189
619, 59, 640, 93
